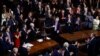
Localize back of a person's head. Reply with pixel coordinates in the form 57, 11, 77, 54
63, 42, 69, 48
13, 47, 18, 54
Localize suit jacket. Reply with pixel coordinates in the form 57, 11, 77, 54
18, 18, 24, 30
87, 38, 97, 56
0, 39, 6, 52
64, 48, 70, 56
95, 37, 100, 55
21, 29, 27, 44
19, 46, 28, 56
28, 28, 36, 41
0, 38, 8, 56
7, 18, 17, 26
45, 17, 54, 27
26, 17, 32, 29
65, 18, 74, 27
64, 45, 78, 56
3, 32, 13, 43
51, 49, 61, 56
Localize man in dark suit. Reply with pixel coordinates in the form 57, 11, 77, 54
63, 42, 78, 56
64, 48, 70, 56
3, 27, 14, 51
25, 12, 33, 29
95, 36, 100, 56
0, 27, 13, 55
0, 32, 6, 56
28, 23, 37, 41
20, 24, 28, 45
87, 33, 97, 56
66, 14, 74, 33
74, 16, 81, 31
19, 46, 28, 56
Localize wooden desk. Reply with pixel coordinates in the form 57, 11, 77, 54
28, 40, 58, 55
60, 30, 100, 42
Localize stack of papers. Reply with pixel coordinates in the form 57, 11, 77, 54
23, 43, 34, 48
37, 39, 43, 42
46, 37, 51, 40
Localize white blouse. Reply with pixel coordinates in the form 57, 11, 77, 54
93, 19, 100, 30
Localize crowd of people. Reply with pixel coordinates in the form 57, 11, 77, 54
38, 41, 78, 56
38, 33, 100, 56
0, 0, 100, 56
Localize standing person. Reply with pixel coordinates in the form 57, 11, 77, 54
18, 14, 24, 30
20, 24, 28, 45
28, 23, 37, 41
0, 32, 6, 56
25, 12, 33, 29
75, 16, 81, 31
5, 27, 14, 45
14, 28, 21, 48
87, 33, 97, 56
37, 1, 44, 17
19, 46, 28, 56
93, 16, 100, 30
60, 10, 66, 24
14, 4, 21, 21
3, 27, 14, 52
53, 17, 60, 34
1, 5, 7, 26
66, 14, 74, 33
84, 12, 94, 29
